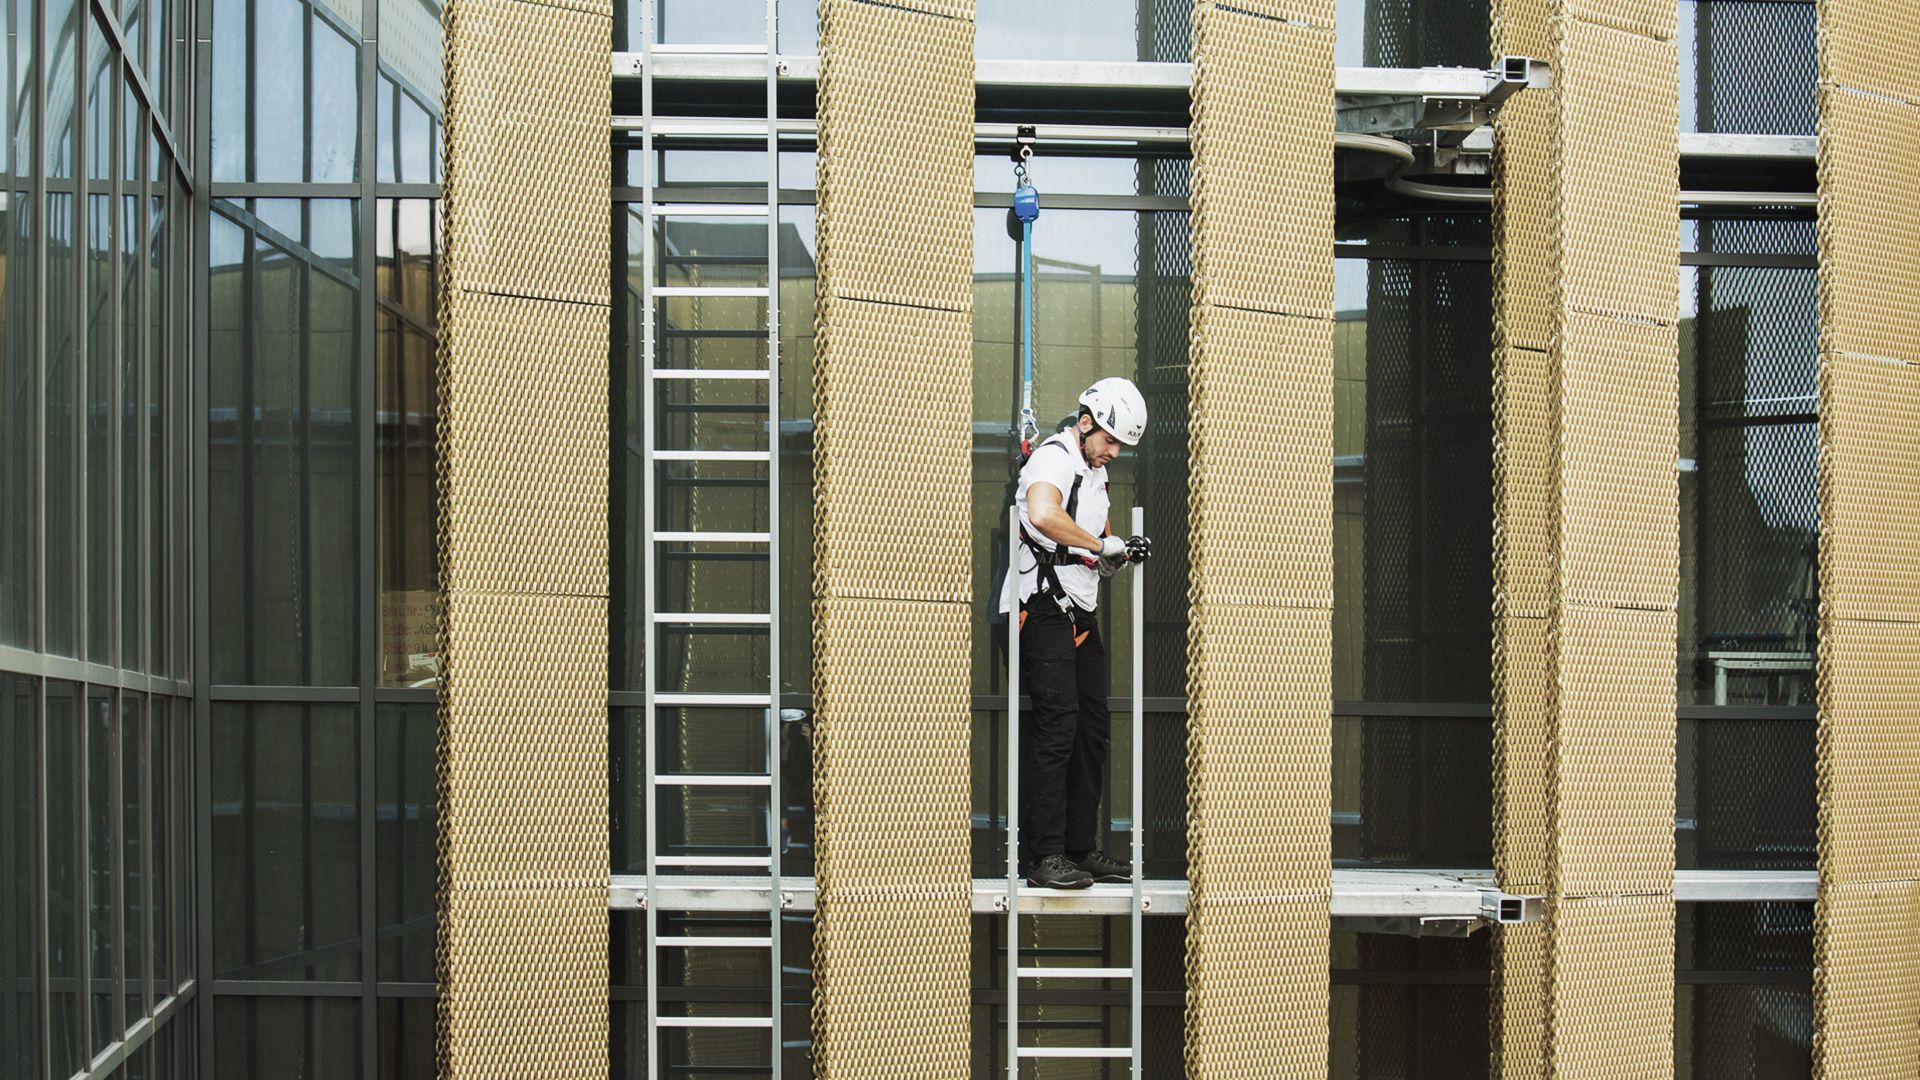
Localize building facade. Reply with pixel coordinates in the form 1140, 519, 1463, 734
1, 0, 1907, 1077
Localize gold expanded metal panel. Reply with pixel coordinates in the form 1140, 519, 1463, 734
1491, 0, 1679, 1075
813, 2, 974, 1076
439, 886, 610, 1074
815, 0, 973, 313
1493, 923, 1548, 1079
1547, 605, 1675, 898
1560, 0, 1674, 40
1557, 25, 1679, 331
1493, 614, 1548, 891
437, 293, 609, 596
1494, 345, 1553, 619
1817, 91, 1920, 390
1555, 313, 1678, 612
1818, 620, 1920, 886
809, 597, 971, 1076
441, 0, 610, 305
1819, 2, 1920, 109
1817, 4, 1920, 1073
1182, 894, 1328, 1080
1187, 3, 1333, 1076
1814, 882, 1920, 1075
436, 0, 611, 1074
1491, 91, 1558, 354
1188, 13, 1335, 319
1186, 605, 1333, 880
812, 297, 972, 604
1187, 305, 1333, 610
1818, 350, 1920, 623
1546, 895, 1676, 1079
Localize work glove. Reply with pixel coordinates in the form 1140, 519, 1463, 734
1124, 535, 1153, 563
1095, 535, 1129, 577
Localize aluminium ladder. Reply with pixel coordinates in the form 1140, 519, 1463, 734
640, 0, 786, 1075
1006, 505, 1148, 1075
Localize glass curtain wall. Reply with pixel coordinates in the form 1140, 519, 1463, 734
1, 0, 196, 1068
199, 0, 443, 1069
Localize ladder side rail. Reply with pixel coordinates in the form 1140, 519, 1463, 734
763, 0, 783, 1072
639, 0, 660, 1074
1129, 504, 1144, 1076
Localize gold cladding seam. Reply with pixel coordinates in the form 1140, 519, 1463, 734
1490, 0, 1679, 1076
1186, 4, 1333, 1077
812, 1, 974, 1076
1815, 2, 1920, 1071
435, 0, 611, 1074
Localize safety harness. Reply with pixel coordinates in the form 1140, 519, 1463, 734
1017, 440, 1106, 626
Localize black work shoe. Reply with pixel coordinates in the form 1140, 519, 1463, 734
1025, 854, 1094, 890
1069, 849, 1132, 883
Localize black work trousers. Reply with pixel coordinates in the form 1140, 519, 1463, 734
1018, 601, 1110, 864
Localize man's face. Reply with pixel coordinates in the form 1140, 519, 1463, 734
1080, 419, 1125, 468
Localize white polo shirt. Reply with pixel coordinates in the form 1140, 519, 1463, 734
1002, 430, 1110, 613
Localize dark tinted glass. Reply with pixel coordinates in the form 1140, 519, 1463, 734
46, 191, 76, 656
123, 695, 146, 1023
88, 689, 117, 1055
0, 184, 30, 648
376, 997, 436, 1079
212, 996, 360, 1079
207, 207, 360, 685
211, 703, 360, 981
2, 676, 38, 1080
86, 192, 113, 664
47, 683, 80, 1077
375, 703, 436, 982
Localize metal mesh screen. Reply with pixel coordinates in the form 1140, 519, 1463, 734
1680, 0, 1818, 136
1675, 903, 1814, 1080
1679, 717, 1817, 871
1356, 0, 1491, 67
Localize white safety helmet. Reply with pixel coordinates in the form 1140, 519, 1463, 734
1078, 377, 1148, 446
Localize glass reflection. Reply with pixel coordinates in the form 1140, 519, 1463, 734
376, 198, 439, 688
375, 703, 436, 982
212, 0, 361, 182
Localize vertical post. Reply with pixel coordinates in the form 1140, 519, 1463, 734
762, 0, 782, 1072
1489, 0, 1681, 1075
638, 5, 658, 1079
1005, 504, 1020, 1079
1811, 0, 1920, 1072
1184, 1, 1336, 1075
1128, 503, 1143, 1078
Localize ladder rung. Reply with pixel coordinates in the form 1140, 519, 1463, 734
655, 855, 774, 868
653, 1016, 775, 1029
657, 936, 773, 948
1016, 967, 1133, 980
652, 612, 773, 625
651, 203, 769, 217
652, 286, 769, 298
650, 369, 773, 381
1018, 1047, 1133, 1059
653, 531, 771, 544
653, 692, 774, 706
654, 449, 771, 462
655, 773, 773, 787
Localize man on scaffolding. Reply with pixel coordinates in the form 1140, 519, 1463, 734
1004, 377, 1154, 889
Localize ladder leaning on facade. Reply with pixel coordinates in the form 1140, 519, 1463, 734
1005, 505, 1148, 1074
639, 0, 786, 1076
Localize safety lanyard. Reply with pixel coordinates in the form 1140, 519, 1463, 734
1013, 136, 1040, 456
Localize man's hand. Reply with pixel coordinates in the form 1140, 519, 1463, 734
1124, 535, 1152, 563
1098, 536, 1128, 561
